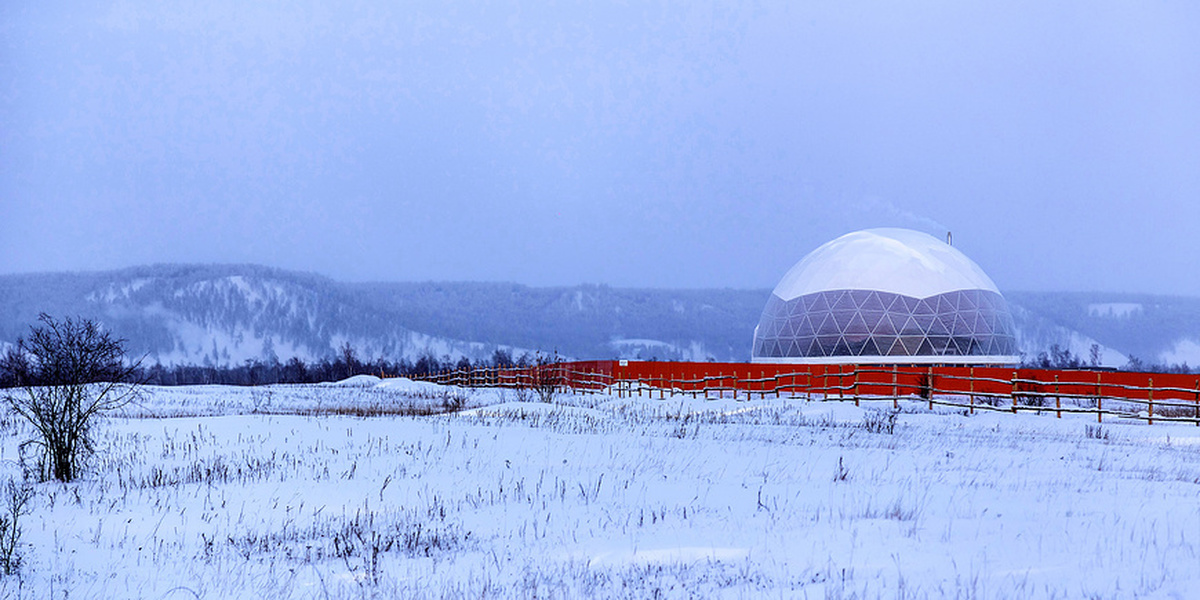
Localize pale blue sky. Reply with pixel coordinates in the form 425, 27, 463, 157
3, 1, 1198, 294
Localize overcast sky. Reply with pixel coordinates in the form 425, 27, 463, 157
2, 1, 1198, 294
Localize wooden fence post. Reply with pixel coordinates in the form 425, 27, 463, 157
1096, 372, 1102, 423
927, 366, 933, 411
1011, 371, 1018, 414
1148, 378, 1154, 425
1055, 375, 1061, 419
892, 364, 898, 400
854, 367, 860, 407
969, 366, 975, 415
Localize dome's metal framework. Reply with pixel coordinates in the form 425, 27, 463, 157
752, 229, 1018, 364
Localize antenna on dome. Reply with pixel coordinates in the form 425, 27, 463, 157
946, 231, 953, 246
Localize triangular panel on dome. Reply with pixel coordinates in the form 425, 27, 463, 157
927, 336, 952, 354
796, 315, 816, 337
779, 319, 797, 338
928, 314, 951, 336
816, 336, 840, 357
984, 313, 1001, 334
806, 293, 831, 313
831, 338, 853, 356
860, 338, 882, 356
912, 314, 937, 334
870, 312, 897, 336
842, 312, 871, 336
896, 295, 921, 314
883, 308, 910, 329
831, 291, 857, 312
901, 336, 922, 355
881, 293, 905, 312
912, 298, 936, 316
952, 315, 973, 336
859, 291, 887, 312
847, 289, 872, 309
975, 293, 995, 312
935, 295, 957, 315
787, 300, 807, 317
815, 313, 839, 336
772, 317, 790, 336
958, 291, 978, 311
898, 316, 923, 335
971, 312, 990, 335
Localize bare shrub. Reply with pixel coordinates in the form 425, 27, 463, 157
512, 384, 533, 403
533, 353, 563, 404
861, 409, 898, 434
0, 480, 33, 576
3, 314, 142, 482
440, 389, 466, 413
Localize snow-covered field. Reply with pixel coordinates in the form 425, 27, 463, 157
4, 378, 1200, 599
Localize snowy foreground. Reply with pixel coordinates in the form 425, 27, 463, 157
4, 377, 1200, 599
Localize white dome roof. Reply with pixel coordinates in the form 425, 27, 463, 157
772, 228, 1000, 301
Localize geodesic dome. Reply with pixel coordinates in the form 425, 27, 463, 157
751, 228, 1018, 364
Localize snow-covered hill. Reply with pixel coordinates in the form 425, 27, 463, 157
0, 265, 762, 365
0, 265, 493, 366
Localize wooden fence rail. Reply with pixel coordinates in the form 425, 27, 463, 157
408, 360, 1200, 425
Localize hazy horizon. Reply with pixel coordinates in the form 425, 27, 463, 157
4, 2, 1198, 295
6, 260, 1200, 300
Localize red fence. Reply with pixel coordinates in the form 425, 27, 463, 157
417, 360, 1200, 425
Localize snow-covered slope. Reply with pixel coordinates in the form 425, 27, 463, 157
0, 265, 764, 364
1009, 304, 1127, 367
0, 265, 494, 366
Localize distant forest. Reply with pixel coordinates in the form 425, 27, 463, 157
0, 344, 541, 388
5, 340, 1192, 391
